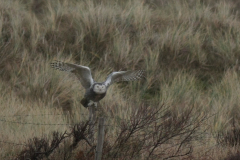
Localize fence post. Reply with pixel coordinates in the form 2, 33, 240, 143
95, 117, 105, 160
88, 104, 96, 143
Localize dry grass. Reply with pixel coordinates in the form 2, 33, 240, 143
1, 0, 240, 159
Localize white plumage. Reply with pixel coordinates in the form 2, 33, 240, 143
51, 61, 145, 108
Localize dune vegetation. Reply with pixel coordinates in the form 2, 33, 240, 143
1, 0, 240, 159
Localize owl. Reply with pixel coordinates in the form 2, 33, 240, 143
50, 61, 145, 108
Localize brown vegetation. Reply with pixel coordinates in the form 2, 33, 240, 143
1, 0, 240, 159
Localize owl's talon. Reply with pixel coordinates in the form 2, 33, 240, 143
88, 101, 98, 107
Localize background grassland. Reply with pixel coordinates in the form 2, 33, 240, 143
1, 0, 240, 159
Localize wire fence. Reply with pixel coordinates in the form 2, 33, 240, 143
0, 112, 227, 160
0, 114, 125, 126
0, 113, 122, 145
0, 139, 27, 146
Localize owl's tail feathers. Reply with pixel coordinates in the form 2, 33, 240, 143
80, 98, 89, 108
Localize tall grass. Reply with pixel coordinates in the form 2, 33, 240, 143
1, 0, 240, 159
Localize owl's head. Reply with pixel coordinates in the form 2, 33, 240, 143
93, 83, 107, 94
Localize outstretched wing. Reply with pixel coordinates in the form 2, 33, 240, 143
50, 61, 94, 89
104, 70, 145, 88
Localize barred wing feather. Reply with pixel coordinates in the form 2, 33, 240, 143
104, 70, 145, 88
50, 61, 94, 89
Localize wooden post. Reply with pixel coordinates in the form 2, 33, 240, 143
88, 104, 96, 143
95, 117, 105, 160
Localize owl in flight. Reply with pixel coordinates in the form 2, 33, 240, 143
50, 61, 145, 108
